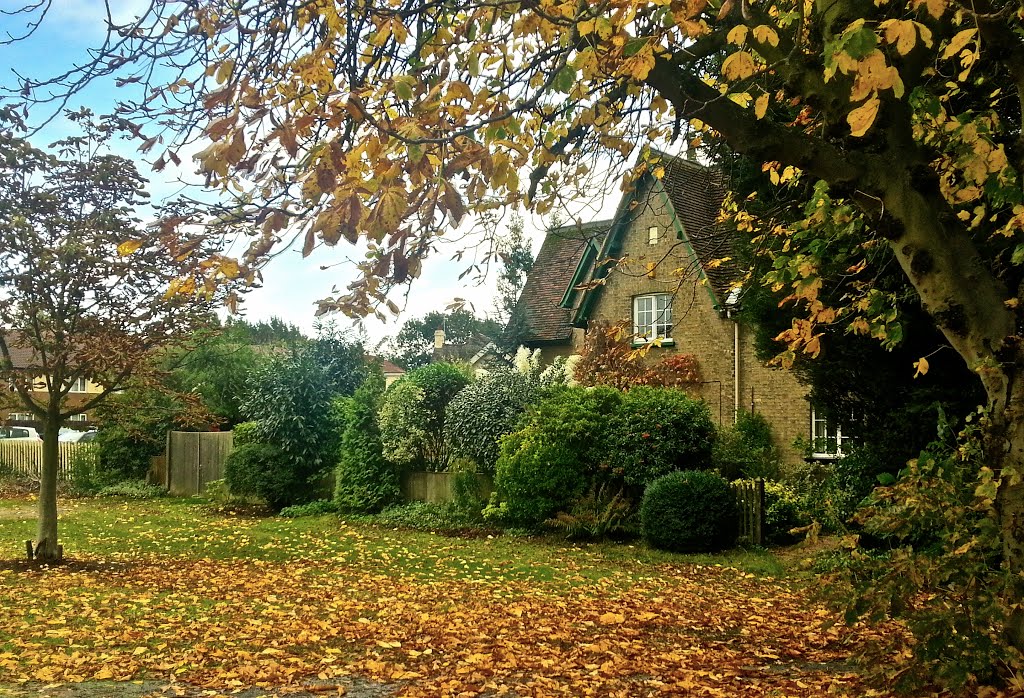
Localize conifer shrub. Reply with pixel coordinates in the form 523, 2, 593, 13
641, 470, 738, 552
335, 372, 400, 514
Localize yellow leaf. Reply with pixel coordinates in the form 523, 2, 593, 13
847, 96, 880, 137
726, 25, 748, 45
752, 25, 779, 47
882, 19, 917, 55
914, 356, 929, 377
721, 51, 757, 80
117, 240, 142, 256
754, 93, 769, 119
942, 28, 977, 60
598, 612, 625, 624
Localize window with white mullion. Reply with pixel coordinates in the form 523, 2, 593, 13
633, 293, 673, 343
811, 409, 850, 459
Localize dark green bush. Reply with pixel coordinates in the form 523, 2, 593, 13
373, 501, 489, 533
224, 442, 297, 512
93, 426, 161, 486
641, 470, 738, 553
605, 387, 716, 488
713, 411, 781, 480
485, 386, 621, 528
335, 372, 400, 514
444, 369, 539, 473
231, 421, 261, 448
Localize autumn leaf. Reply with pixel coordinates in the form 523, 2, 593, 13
721, 51, 757, 80
117, 240, 142, 256
847, 96, 880, 137
914, 356, 930, 377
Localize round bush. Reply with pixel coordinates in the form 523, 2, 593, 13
224, 442, 300, 512
641, 470, 738, 552
444, 369, 538, 473
606, 387, 717, 488
231, 421, 261, 448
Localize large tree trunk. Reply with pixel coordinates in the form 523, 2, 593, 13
991, 367, 1024, 648
34, 410, 61, 563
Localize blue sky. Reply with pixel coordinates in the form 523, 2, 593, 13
0, 3, 624, 344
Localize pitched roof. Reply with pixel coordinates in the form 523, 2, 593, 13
431, 332, 494, 363
0, 331, 39, 369
656, 152, 736, 301
508, 221, 609, 344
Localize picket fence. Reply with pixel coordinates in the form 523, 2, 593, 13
0, 441, 98, 480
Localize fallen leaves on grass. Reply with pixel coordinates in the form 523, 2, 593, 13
0, 507, 900, 697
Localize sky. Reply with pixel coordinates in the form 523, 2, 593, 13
0, 2, 624, 345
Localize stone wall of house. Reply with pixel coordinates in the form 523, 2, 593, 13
584, 183, 810, 464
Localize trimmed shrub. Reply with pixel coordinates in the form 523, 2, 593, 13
485, 386, 621, 528
335, 372, 400, 514
444, 369, 538, 473
641, 470, 738, 552
605, 387, 716, 488
95, 480, 165, 499
378, 362, 471, 470
224, 442, 296, 512
231, 421, 261, 448
279, 499, 338, 518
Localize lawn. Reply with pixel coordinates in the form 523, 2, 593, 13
0, 496, 892, 697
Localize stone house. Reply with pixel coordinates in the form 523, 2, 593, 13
509, 151, 841, 464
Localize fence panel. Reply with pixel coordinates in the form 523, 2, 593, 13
400, 471, 493, 505
166, 431, 233, 496
732, 479, 765, 546
0, 441, 97, 481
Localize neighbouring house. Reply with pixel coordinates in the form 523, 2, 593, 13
1, 331, 100, 426
508, 150, 839, 464
378, 357, 406, 387
430, 329, 511, 372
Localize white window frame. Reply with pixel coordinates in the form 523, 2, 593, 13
648, 226, 659, 245
811, 409, 851, 459
69, 376, 87, 393
632, 293, 674, 345
8, 412, 34, 422
69, 413, 88, 422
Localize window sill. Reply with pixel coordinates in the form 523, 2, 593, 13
810, 453, 843, 461
631, 339, 675, 348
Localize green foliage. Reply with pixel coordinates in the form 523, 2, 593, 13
378, 362, 470, 470
545, 483, 634, 541
231, 421, 261, 448
444, 368, 539, 473
92, 388, 185, 486
279, 499, 338, 518
485, 387, 621, 528
242, 330, 365, 506
95, 480, 166, 499
383, 309, 503, 370
713, 411, 782, 480
223, 442, 297, 512
825, 415, 1022, 690
733, 479, 807, 546
641, 471, 738, 553
93, 426, 162, 486
166, 333, 266, 427
373, 501, 489, 533
67, 447, 102, 494
335, 371, 400, 514
448, 462, 490, 517
605, 387, 716, 488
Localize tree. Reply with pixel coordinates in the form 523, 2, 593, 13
0, 109, 221, 562
382, 309, 502, 370
12, 0, 1024, 655
241, 329, 366, 506
335, 367, 400, 513
493, 215, 534, 326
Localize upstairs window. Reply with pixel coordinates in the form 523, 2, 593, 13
633, 293, 673, 343
648, 226, 659, 245
69, 377, 87, 393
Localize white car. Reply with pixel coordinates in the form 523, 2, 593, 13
59, 429, 97, 443
0, 425, 41, 440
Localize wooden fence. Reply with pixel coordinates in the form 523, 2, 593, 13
732, 478, 765, 546
401, 471, 493, 505
165, 431, 233, 496
0, 441, 98, 481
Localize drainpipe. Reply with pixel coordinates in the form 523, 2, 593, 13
733, 317, 740, 423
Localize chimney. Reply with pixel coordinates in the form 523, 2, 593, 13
434, 328, 445, 350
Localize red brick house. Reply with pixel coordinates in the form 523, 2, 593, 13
509, 151, 842, 463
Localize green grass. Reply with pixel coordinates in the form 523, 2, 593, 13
0, 495, 785, 588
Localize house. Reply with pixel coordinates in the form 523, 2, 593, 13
1, 331, 100, 426
509, 150, 836, 464
430, 329, 511, 372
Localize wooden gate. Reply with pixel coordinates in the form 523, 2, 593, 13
732, 478, 766, 546
165, 431, 233, 496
